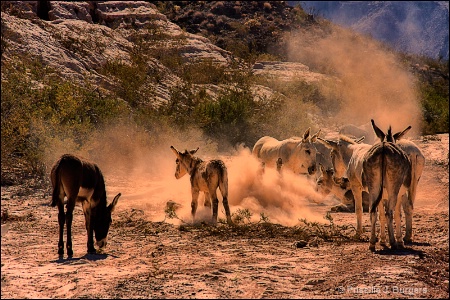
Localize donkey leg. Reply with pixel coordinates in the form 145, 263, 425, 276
218, 177, 232, 224
82, 200, 96, 254
204, 192, 211, 208
211, 196, 219, 225
385, 196, 398, 250
209, 187, 219, 225
352, 185, 364, 236
222, 197, 232, 224
369, 208, 378, 252
191, 189, 200, 223
65, 198, 76, 257
394, 195, 404, 248
401, 193, 413, 244
378, 201, 387, 247
368, 183, 382, 251
57, 202, 65, 256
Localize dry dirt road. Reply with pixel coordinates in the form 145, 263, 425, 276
1, 134, 448, 299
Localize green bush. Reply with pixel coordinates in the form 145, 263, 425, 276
420, 81, 449, 134
1, 55, 130, 174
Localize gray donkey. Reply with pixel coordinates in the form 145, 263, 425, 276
364, 120, 411, 251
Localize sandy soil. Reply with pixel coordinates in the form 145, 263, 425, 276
1, 134, 448, 299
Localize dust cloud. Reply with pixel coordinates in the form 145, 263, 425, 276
286, 24, 423, 137
43, 23, 425, 228
46, 123, 332, 227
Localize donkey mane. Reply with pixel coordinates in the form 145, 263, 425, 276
338, 134, 359, 144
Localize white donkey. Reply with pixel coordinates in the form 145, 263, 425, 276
252, 128, 321, 176
317, 134, 373, 236
170, 146, 232, 225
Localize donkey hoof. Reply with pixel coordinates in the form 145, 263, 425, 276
403, 237, 413, 245
369, 243, 376, 252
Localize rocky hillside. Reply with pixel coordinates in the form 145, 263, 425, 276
293, 1, 449, 60
149, 1, 317, 60
1, 1, 326, 104
1, 1, 448, 180
1, 1, 238, 105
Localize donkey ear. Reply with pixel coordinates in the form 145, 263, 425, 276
371, 119, 385, 142
317, 137, 338, 151
310, 129, 321, 142
108, 193, 121, 213
302, 127, 311, 142
170, 146, 181, 158
393, 125, 411, 141
190, 147, 199, 155
354, 136, 365, 144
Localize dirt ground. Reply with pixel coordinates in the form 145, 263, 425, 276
1, 134, 448, 299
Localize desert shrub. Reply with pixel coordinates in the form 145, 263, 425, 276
101, 59, 150, 108
194, 86, 256, 147
297, 212, 358, 242
232, 208, 253, 224
177, 59, 228, 84
1, 55, 130, 174
420, 81, 449, 134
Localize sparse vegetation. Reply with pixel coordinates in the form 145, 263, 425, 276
1, 1, 448, 183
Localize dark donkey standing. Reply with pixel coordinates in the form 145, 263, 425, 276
50, 154, 121, 256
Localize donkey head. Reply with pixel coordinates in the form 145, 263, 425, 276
316, 163, 334, 196
293, 128, 321, 175
317, 135, 365, 181
170, 146, 199, 179
94, 193, 121, 248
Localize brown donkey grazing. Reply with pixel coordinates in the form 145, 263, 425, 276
170, 146, 232, 225
50, 154, 121, 256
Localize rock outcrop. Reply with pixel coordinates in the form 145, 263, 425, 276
2, 1, 328, 107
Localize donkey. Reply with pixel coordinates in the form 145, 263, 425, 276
170, 146, 232, 225
317, 132, 377, 236
364, 120, 411, 251
252, 127, 321, 176
316, 164, 370, 213
371, 122, 425, 246
50, 154, 121, 256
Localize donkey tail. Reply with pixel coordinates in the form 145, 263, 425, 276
50, 158, 62, 207
370, 143, 386, 213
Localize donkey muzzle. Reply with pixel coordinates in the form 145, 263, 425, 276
308, 165, 316, 175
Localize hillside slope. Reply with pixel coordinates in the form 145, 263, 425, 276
293, 1, 449, 60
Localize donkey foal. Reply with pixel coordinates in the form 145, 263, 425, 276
170, 146, 232, 225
